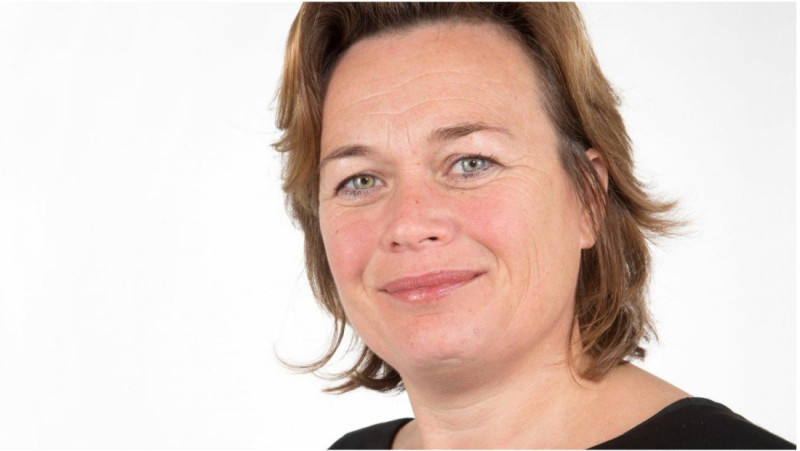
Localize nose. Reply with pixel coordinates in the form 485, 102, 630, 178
380, 179, 455, 253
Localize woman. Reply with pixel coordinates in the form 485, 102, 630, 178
273, 3, 794, 449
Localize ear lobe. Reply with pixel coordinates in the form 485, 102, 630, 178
579, 148, 609, 249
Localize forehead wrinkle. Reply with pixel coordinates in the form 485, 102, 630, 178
331, 84, 521, 118
377, 115, 421, 161
326, 69, 500, 109
395, 97, 509, 119
327, 73, 534, 124
328, 97, 508, 122
403, 115, 413, 150
328, 69, 479, 110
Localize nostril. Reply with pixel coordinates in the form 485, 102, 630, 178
427, 236, 438, 242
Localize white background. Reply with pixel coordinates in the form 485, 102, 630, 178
0, 2, 795, 448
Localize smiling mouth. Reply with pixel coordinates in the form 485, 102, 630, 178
379, 270, 484, 304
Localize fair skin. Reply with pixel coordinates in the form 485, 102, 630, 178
318, 21, 688, 449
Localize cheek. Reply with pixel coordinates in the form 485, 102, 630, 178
463, 172, 583, 288
457, 177, 548, 249
319, 207, 378, 288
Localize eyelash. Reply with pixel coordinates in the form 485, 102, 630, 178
334, 154, 499, 197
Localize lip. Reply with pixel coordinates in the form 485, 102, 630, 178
379, 270, 484, 304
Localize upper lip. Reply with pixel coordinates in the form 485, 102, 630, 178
379, 270, 484, 293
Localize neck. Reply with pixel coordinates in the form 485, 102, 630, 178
398, 323, 610, 449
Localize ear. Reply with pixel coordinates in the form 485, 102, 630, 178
579, 148, 609, 249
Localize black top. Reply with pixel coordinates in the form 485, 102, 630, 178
329, 397, 795, 449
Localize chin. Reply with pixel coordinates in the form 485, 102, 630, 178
384, 318, 490, 373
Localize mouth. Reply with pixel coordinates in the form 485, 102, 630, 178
379, 270, 484, 304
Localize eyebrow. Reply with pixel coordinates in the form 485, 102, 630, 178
319, 121, 512, 169
428, 121, 513, 143
319, 144, 374, 170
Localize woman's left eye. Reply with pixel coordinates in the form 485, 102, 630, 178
459, 157, 487, 173
450, 155, 496, 178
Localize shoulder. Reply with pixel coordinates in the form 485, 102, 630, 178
592, 397, 795, 449
329, 418, 414, 450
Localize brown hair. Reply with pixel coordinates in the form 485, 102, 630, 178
273, 2, 683, 393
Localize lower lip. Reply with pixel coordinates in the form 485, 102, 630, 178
383, 274, 482, 305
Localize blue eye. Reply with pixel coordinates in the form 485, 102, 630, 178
451, 155, 497, 178
460, 157, 487, 173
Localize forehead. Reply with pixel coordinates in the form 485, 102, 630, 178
321, 21, 548, 150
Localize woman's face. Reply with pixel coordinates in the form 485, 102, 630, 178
318, 22, 597, 382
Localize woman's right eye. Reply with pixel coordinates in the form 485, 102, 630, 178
336, 174, 383, 197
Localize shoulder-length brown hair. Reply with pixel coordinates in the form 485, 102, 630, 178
273, 2, 682, 393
